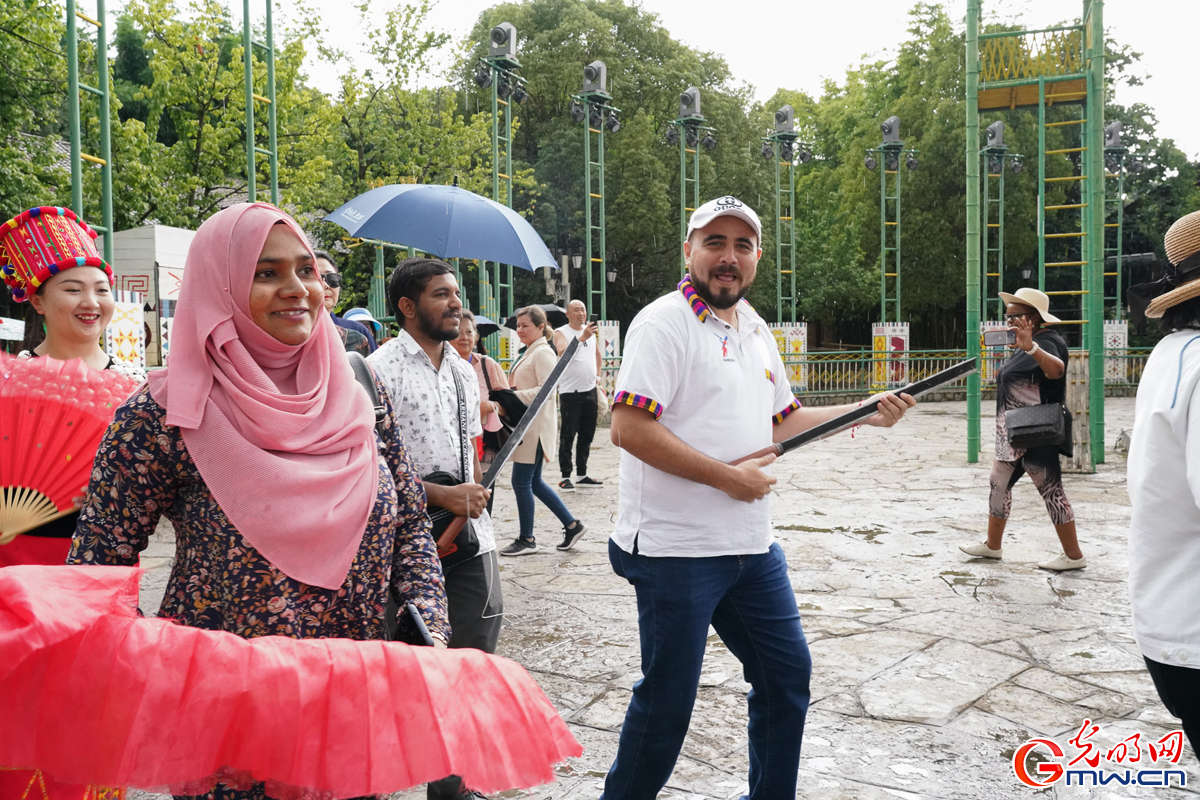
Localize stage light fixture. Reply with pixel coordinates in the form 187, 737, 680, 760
497, 75, 514, 100
885, 154, 899, 171
1010, 157, 1024, 174
864, 154, 877, 171
702, 134, 716, 152
665, 126, 679, 146
569, 100, 585, 123
473, 66, 492, 88
797, 147, 812, 163
606, 112, 621, 133
761, 142, 774, 160
685, 127, 699, 148
512, 85, 528, 104
779, 142, 793, 161
906, 154, 918, 171
589, 108, 603, 128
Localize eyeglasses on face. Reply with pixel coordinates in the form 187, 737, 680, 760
1003, 312, 1030, 321
321, 272, 343, 289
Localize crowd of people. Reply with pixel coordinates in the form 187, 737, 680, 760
0, 195, 1196, 799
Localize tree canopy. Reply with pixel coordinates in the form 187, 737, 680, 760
1, 0, 1196, 346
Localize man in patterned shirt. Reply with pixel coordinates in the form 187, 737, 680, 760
367, 257, 500, 800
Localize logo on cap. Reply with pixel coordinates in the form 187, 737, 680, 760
715, 196, 743, 210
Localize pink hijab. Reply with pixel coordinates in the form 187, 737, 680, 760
147, 204, 378, 590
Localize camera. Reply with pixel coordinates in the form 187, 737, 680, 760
983, 329, 1016, 347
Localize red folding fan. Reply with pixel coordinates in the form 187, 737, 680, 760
0, 354, 141, 543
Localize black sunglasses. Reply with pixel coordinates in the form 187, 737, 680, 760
321, 272, 343, 289
1004, 312, 1030, 321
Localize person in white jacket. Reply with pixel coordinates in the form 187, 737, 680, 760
1126, 209, 1200, 755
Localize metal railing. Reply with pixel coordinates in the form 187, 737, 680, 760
596, 348, 1152, 400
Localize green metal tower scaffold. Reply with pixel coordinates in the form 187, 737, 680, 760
864, 117, 918, 324
980, 121, 1026, 320
242, 0, 278, 205
472, 22, 527, 325
759, 105, 812, 324
569, 61, 619, 320
965, 0, 1106, 466
65, 0, 113, 261
665, 87, 715, 279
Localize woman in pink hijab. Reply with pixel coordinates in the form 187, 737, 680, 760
66, 205, 449, 793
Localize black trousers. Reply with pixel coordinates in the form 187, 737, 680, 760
559, 387, 598, 478
428, 550, 504, 798
1145, 656, 1200, 757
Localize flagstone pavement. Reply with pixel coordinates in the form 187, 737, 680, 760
134, 397, 1198, 799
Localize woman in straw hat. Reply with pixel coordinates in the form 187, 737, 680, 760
1125, 209, 1200, 753
960, 286, 1085, 571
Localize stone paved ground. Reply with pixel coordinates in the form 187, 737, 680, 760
136, 397, 1199, 799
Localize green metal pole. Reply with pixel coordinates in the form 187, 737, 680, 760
504, 91, 514, 317
679, 126, 687, 279
878, 152, 886, 324
789, 159, 797, 324
265, 0, 278, 206
95, 0, 113, 261
598, 119, 607, 320
242, 0, 255, 202
997, 165, 1005, 319
66, 0, 82, 215
982, 163, 990, 314
1086, 0, 1106, 465
965, 0, 981, 463
895, 163, 902, 322
1115, 157, 1124, 319
370, 246, 386, 320
775, 142, 783, 324
584, 102, 594, 317
1037, 77, 1046, 291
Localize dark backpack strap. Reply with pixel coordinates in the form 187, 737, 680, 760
347, 352, 386, 435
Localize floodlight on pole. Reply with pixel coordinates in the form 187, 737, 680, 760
685, 127, 698, 148
665, 126, 679, 146
573, 62, 618, 320
701, 132, 716, 152
761, 142, 774, 160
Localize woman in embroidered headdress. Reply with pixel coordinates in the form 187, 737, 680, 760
0, 207, 143, 570
65, 203, 449, 800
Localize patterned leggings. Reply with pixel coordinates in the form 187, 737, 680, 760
989, 456, 1074, 526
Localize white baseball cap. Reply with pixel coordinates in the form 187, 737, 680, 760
686, 196, 762, 243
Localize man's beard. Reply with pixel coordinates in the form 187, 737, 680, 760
417, 305, 461, 342
690, 270, 745, 310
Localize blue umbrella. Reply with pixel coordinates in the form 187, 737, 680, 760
324, 184, 555, 272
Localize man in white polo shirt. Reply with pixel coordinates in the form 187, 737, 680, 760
603, 196, 915, 800
552, 299, 603, 491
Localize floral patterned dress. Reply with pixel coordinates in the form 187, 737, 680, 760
68, 375, 450, 644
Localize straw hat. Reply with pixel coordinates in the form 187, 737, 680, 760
996, 287, 1061, 324
1145, 211, 1200, 318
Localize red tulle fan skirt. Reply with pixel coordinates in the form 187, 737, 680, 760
0, 566, 581, 799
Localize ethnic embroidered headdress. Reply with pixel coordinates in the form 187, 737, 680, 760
0, 207, 114, 302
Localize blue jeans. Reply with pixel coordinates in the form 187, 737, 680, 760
510, 446, 575, 541
603, 540, 811, 800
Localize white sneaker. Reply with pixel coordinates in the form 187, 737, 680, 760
959, 542, 1003, 559
1038, 553, 1086, 571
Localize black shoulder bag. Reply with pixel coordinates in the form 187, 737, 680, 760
423, 363, 481, 572
1003, 338, 1072, 452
